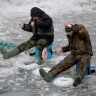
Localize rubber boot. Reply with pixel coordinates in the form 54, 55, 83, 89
37, 50, 43, 65
1, 47, 20, 59
73, 74, 82, 87
39, 68, 54, 82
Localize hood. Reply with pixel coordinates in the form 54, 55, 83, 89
30, 7, 45, 17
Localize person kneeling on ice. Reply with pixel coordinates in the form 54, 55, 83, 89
39, 21, 93, 87
0, 7, 54, 65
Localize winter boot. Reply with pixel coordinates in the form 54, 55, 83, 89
1, 47, 20, 59
37, 50, 43, 65
39, 68, 54, 82
73, 74, 82, 87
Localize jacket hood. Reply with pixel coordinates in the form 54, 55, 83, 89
30, 7, 45, 17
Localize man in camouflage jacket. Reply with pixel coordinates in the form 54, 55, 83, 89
39, 21, 93, 87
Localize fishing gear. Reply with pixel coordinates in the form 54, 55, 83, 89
0, 42, 17, 48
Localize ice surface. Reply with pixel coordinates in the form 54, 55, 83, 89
0, 0, 96, 96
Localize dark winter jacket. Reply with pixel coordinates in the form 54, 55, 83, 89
62, 24, 93, 56
23, 7, 54, 45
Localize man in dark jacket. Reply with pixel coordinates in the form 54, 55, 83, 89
39, 21, 93, 87
1, 7, 54, 65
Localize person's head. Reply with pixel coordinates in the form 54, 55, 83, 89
71, 24, 79, 32
65, 29, 73, 36
30, 7, 45, 20
64, 21, 73, 36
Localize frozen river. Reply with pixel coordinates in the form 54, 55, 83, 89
0, 0, 96, 96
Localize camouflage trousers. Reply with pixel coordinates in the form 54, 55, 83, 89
50, 54, 91, 78
17, 39, 47, 52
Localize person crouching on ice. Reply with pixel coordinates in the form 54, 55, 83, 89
39, 21, 93, 87
1, 7, 54, 65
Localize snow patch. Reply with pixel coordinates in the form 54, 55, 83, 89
32, 67, 51, 76
53, 77, 74, 87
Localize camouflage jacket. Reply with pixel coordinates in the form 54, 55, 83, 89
62, 24, 93, 56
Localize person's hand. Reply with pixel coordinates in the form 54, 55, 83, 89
63, 21, 72, 28
19, 23, 24, 28
31, 22, 34, 26
55, 49, 63, 54
63, 21, 69, 26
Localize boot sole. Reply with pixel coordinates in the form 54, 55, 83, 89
73, 77, 82, 87
1, 47, 8, 59
1, 47, 4, 54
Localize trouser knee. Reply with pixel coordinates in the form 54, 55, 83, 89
18, 39, 37, 52
37, 39, 47, 51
